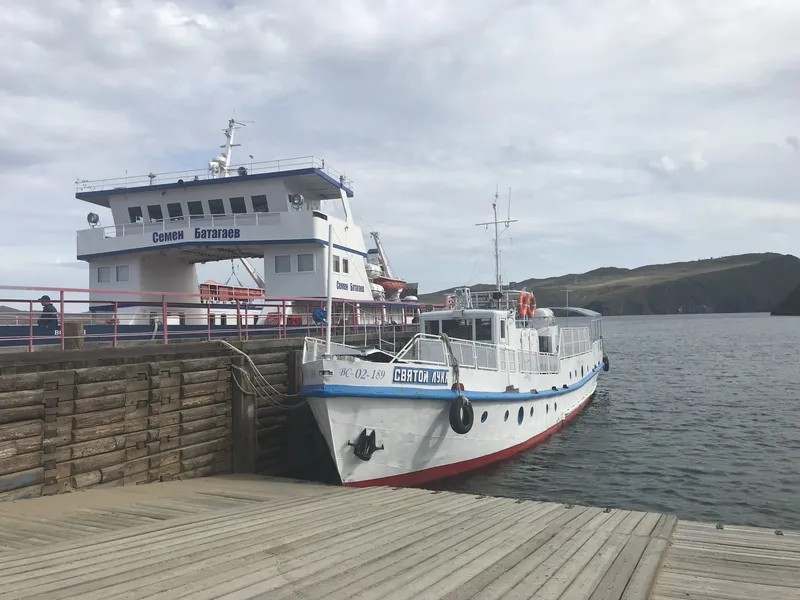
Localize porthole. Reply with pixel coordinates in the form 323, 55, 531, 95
504, 410, 509, 422
481, 411, 488, 423
529, 406, 534, 417
518, 407, 524, 424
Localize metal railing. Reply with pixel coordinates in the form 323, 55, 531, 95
75, 156, 352, 192
80, 212, 283, 239
392, 333, 564, 375
558, 327, 592, 358
0, 285, 433, 353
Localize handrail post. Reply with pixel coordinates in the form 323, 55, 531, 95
59, 290, 65, 351
244, 301, 249, 341
161, 294, 168, 344
207, 301, 211, 341
113, 301, 118, 347
28, 300, 33, 353
236, 301, 242, 340
281, 300, 286, 338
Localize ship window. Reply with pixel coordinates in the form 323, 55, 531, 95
127, 206, 143, 223
147, 205, 163, 221
424, 320, 440, 335
187, 201, 204, 216
251, 195, 269, 213
230, 197, 247, 213
97, 266, 111, 283
208, 199, 225, 215
500, 319, 506, 339
475, 318, 492, 341
274, 255, 291, 274
221, 314, 227, 326
167, 203, 184, 220
441, 319, 472, 341
333, 256, 340, 273
342, 258, 349, 274
297, 253, 315, 273
115, 265, 129, 282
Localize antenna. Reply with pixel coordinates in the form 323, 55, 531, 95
209, 118, 254, 178
475, 187, 518, 293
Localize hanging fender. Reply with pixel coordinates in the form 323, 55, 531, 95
449, 394, 474, 435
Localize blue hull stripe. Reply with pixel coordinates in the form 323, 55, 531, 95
300, 363, 603, 402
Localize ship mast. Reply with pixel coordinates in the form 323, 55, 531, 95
475, 188, 517, 293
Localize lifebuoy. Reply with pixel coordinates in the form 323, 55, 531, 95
528, 292, 536, 316
449, 394, 473, 434
517, 292, 530, 318
445, 296, 455, 309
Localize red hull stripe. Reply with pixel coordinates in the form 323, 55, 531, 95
342, 390, 595, 488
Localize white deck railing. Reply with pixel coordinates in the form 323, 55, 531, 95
303, 328, 595, 377
392, 334, 566, 375
76, 156, 352, 192
558, 327, 592, 358
81, 212, 283, 239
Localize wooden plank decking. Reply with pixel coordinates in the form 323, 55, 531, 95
0, 475, 795, 599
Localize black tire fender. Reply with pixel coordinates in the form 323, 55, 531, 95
449, 394, 474, 435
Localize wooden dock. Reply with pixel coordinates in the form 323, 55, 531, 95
0, 475, 796, 599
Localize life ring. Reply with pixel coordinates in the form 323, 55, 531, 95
517, 292, 530, 318
528, 292, 537, 316
449, 394, 473, 434
445, 296, 455, 309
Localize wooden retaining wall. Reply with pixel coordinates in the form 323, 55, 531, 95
0, 331, 415, 500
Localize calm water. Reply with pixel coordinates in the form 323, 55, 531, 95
428, 313, 800, 530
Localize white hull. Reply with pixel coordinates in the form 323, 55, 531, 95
302, 336, 605, 486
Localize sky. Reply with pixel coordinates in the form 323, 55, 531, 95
2, 0, 799, 297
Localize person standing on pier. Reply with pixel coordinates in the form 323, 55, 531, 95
37, 295, 60, 336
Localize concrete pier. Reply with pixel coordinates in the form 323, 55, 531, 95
0, 475, 795, 599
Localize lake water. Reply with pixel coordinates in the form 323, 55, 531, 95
427, 313, 800, 531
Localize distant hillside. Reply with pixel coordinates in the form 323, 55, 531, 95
771, 282, 800, 316
420, 253, 800, 315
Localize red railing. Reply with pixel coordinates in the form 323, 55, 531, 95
0, 285, 438, 352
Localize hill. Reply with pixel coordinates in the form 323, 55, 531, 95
419, 253, 800, 315
771, 282, 800, 316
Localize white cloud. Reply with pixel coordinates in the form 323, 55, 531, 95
1, 0, 800, 294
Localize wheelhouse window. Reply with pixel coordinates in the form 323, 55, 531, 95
475, 318, 493, 341
441, 319, 473, 341
500, 319, 506, 339
167, 203, 183, 220
251, 194, 269, 213
187, 201, 204, 217
127, 206, 143, 223
97, 266, 111, 283
424, 320, 441, 335
342, 258, 349, 274
208, 199, 225, 215
229, 197, 246, 213
333, 256, 340, 273
147, 205, 163, 221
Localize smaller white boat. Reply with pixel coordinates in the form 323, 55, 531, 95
300, 195, 609, 487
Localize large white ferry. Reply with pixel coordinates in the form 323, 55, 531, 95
300, 198, 609, 487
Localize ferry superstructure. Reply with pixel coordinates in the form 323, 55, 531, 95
72, 120, 416, 331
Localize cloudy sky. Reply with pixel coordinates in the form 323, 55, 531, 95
2, 0, 799, 296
